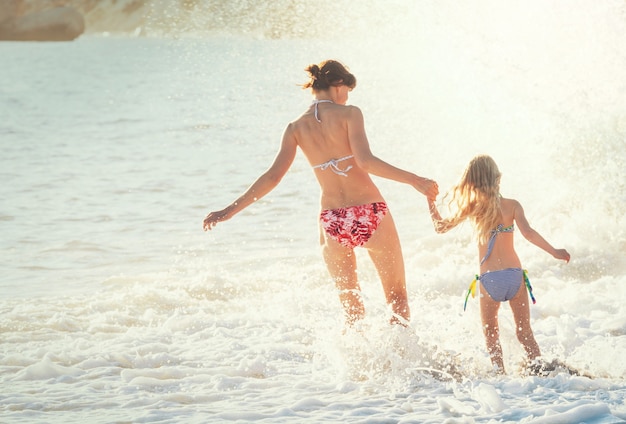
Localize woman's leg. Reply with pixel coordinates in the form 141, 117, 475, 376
320, 227, 363, 325
509, 282, 541, 362
362, 212, 410, 324
479, 289, 505, 373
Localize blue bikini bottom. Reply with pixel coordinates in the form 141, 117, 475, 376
479, 268, 524, 302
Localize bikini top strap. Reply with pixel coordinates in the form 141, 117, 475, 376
480, 230, 498, 265
312, 99, 333, 123
312, 155, 354, 176
480, 224, 514, 265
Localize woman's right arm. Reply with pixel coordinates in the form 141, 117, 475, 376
203, 124, 298, 231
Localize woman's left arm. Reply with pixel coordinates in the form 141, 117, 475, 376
346, 106, 438, 199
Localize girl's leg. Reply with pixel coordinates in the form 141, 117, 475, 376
363, 213, 410, 324
320, 227, 363, 325
479, 290, 505, 373
509, 282, 541, 362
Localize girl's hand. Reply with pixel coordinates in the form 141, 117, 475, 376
553, 248, 571, 263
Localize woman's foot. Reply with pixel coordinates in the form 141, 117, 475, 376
524, 358, 581, 377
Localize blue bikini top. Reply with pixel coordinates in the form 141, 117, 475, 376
480, 224, 514, 265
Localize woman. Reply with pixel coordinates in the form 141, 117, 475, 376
203, 60, 438, 326
427, 155, 570, 374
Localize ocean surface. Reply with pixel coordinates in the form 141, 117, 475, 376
1, 1, 625, 423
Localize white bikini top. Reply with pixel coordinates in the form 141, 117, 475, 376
311, 99, 333, 123
312, 155, 354, 177
310, 100, 353, 176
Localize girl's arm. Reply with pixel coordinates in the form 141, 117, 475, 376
203, 124, 298, 231
346, 106, 438, 200
513, 200, 570, 262
427, 199, 458, 234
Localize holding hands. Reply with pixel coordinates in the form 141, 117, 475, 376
417, 176, 439, 202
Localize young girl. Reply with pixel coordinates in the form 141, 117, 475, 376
427, 155, 570, 375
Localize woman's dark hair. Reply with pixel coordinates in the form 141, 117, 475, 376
302, 60, 356, 91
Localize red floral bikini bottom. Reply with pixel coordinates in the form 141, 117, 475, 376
319, 202, 388, 249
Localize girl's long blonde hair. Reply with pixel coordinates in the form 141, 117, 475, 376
443, 155, 503, 244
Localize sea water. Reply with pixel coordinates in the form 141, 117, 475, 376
1, 1, 625, 423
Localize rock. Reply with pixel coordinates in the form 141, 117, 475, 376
0, 6, 85, 41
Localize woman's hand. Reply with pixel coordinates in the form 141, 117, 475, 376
203, 208, 231, 231
416, 177, 439, 201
